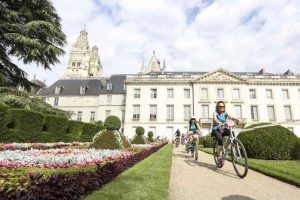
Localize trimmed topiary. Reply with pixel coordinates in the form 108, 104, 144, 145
120, 133, 132, 148
90, 130, 124, 150
42, 115, 69, 142
131, 135, 147, 144
104, 116, 121, 130
0, 103, 11, 141
81, 123, 103, 142
147, 131, 154, 143
202, 135, 214, 148
238, 125, 299, 160
136, 127, 145, 135
294, 137, 300, 160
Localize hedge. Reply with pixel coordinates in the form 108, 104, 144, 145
136, 127, 145, 135
238, 125, 299, 160
245, 122, 272, 129
0, 103, 10, 141
67, 121, 85, 142
42, 115, 69, 142
7, 109, 45, 142
81, 123, 102, 142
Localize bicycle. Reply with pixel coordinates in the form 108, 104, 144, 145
189, 133, 199, 161
212, 119, 248, 178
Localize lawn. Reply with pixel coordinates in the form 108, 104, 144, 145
84, 144, 173, 200
199, 146, 300, 187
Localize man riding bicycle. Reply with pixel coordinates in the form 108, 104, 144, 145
187, 116, 201, 157
174, 129, 181, 147
212, 101, 241, 165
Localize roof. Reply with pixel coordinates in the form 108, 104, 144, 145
31, 79, 47, 88
38, 75, 127, 96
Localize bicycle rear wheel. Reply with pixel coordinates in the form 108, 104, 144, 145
212, 139, 219, 166
231, 138, 248, 178
195, 143, 198, 161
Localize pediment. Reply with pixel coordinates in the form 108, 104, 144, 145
193, 68, 247, 83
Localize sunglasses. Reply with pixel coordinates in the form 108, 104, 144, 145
219, 106, 225, 108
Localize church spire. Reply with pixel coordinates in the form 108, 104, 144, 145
142, 50, 163, 74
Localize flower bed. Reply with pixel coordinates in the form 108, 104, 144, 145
0, 149, 131, 168
131, 144, 154, 148
0, 142, 87, 151
0, 143, 167, 200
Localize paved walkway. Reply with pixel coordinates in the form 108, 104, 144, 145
169, 146, 300, 200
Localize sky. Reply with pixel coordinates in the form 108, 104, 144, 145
19, 0, 300, 85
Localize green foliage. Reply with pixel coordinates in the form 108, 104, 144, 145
67, 120, 85, 141
120, 133, 132, 149
90, 130, 124, 150
0, 0, 66, 88
0, 95, 29, 108
131, 135, 146, 144
42, 115, 69, 142
147, 131, 154, 143
136, 127, 145, 135
0, 103, 10, 141
104, 116, 121, 130
294, 138, 300, 160
81, 123, 102, 142
202, 136, 214, 148
238, 125, 299, 160
245, 123, 272, 129
8, 109, 45, 142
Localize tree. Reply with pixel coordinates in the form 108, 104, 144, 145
0, 0, 66, 89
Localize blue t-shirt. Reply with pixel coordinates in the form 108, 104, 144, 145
213, 112, 228, 129
190, 123, 197, 133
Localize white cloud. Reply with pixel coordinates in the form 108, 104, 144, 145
19, 0, 300, 85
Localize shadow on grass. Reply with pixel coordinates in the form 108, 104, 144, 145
221, 195, 256, 200
184, 159, 240, 179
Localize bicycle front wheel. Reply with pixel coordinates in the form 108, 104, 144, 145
231, 138, 248, 178
212, 139, 218, 166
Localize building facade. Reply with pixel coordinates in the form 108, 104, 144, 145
38, 30, 300, 139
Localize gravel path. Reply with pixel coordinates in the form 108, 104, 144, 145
169, 146, 300, 200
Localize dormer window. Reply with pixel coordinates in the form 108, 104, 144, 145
80, 86, 87, 95
182, 73, 191, 78
107, 83, 112, 91
123, 83, 126, 90
55, 86, 62, 95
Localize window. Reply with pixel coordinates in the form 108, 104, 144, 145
72, 62, 76, 66
77, 62, 81, 66
151, 89, 157, 98
184, 105, 191, 120
122, 110, 125, 122
123, 83, 126, 90
201, 105, 209, 118
133, 105, 140, 120
201, 88, 208, 99
284, 106, 293, 121
234, 105, 242, 119
217, 88, 224, 99
80, 86, 86, 95
55, 86, 61, 95
107, 83, 112, 91
250, 105, 258, 120
282, 89, 289, 99
267, 106, 276, 121
54, 97, 59, 106
77, 111, 82, 121
167, 89, 174, 98
184, 89, 190, 98
232, 89, 240, 99
107, 95, 112, 104
90, 111, 95, 122
150, 105, 157, 120
249, 89, 256, 99
134, 89, 140, 98
266, 89, 273, 99
105, 110, 111, 118
167, 105, 174, 121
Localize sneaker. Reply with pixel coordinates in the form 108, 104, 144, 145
217, 157, 223, 165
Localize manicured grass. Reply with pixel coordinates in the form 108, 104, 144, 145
199, 146, 300, 187
84, 145, 173, 200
